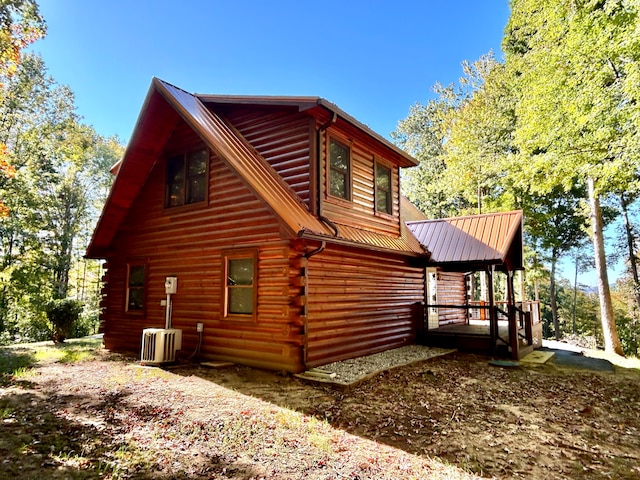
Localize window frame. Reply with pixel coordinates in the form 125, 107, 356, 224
327, 136, 352, 202
222, 248, 258, 322
125, 262, 147, 315
374, 160, 393, 215
165, 148, 209, 208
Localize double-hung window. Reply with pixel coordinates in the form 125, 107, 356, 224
328, 138, 351, 200
223, 249, 257, 320
126, 263, 146, 313
375, 162, 392, 215
166, 149, 208, 207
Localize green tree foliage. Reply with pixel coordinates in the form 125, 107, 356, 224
0, 0, 45, 217
397, 0, 640, 355
0, 52, 122, 343
392, 83, 463, 218
394, 54, 512, 217
0, 0, 45, 77
503, 0, 640, 355
45, 298, 82, 343
613, 273, 640, 356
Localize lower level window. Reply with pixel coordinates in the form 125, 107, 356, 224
223, 249, 257, 319
126, 264, 146, 312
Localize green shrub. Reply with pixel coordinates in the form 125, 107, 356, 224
45, 299, 83, 344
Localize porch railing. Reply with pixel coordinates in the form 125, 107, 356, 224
424, 300, 541, 359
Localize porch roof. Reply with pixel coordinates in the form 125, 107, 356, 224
406, 210, 524, 271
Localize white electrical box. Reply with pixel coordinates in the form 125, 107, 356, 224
165, 277, 178, 294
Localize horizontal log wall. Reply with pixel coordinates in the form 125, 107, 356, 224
101, 118, 305, 372
305, 245, 425, 367
436, 271, 467, 326
320, 125, 401, 237
216, 106, 313, 207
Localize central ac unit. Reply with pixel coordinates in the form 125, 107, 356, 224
141, 328, 182, 364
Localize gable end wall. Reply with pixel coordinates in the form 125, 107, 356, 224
100, 119, 305, 372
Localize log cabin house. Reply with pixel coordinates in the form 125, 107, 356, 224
86, 78, 540, 373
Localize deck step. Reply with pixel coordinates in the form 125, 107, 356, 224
520, 350, 554, 364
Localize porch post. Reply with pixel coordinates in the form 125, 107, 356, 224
507, 270, 519, 360
487, 266, 497, 355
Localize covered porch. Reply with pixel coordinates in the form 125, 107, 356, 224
407, 210, 542, 359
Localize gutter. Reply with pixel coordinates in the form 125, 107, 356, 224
298, 228, 429, 259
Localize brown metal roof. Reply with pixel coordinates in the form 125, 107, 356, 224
197, 94, 419, 168
86, 84, 183, 258
86, 79, 425, 259
300, 220, 427, 257
154, 79, 332, 238
406, 210, 524, 269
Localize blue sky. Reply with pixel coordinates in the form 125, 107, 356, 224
31, 1, 625, 287
34, 0, 510, 143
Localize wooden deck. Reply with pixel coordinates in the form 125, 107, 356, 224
420, 321, 536, 359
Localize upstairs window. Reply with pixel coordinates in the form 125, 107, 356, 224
166, 149, 208, 207
223, 249, 258, 320
329, 138, 351, 200
375, 163, 392, 214
126, 263, 146, 313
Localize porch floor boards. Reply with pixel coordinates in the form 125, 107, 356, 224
427, 321, 510, 338
420, 321, 532, 359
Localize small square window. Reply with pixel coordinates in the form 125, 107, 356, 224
329, 138, 350, 200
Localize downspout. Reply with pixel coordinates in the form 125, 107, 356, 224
300, 241, 326, 368
305, 241, 326, 259
298, 111, 338, 369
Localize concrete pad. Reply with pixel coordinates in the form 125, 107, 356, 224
520, 350, 555, 364
200, 361, 234, 368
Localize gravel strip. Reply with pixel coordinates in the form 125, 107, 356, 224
297, 345, 455, 386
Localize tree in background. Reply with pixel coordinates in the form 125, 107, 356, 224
394, 54, 512, 217
393, 83, 464, 218
504, 0, 640, 355
0, 49, 122, 342
524, 186, 589, 340
397, 0, 639, 356
0, 0, 45, 218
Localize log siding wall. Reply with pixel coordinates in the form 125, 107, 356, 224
435, 270, 468, 326
101, 119, 305, 372
305, 245, 425, 367
319, 126, 401, 237
99, 106, 428, 372
214, 106, 314, 207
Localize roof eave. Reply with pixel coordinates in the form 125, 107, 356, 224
196, 93, 418, 168
299, 230, 429, 259
316, 99, 418, 168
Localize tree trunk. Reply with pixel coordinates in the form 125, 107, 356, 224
572, 255, 578, 335
619, 193, 640, 311
588, 177, 623, 355
550, 253, 560, 340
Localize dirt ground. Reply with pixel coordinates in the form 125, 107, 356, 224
1, 344, 640, 479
